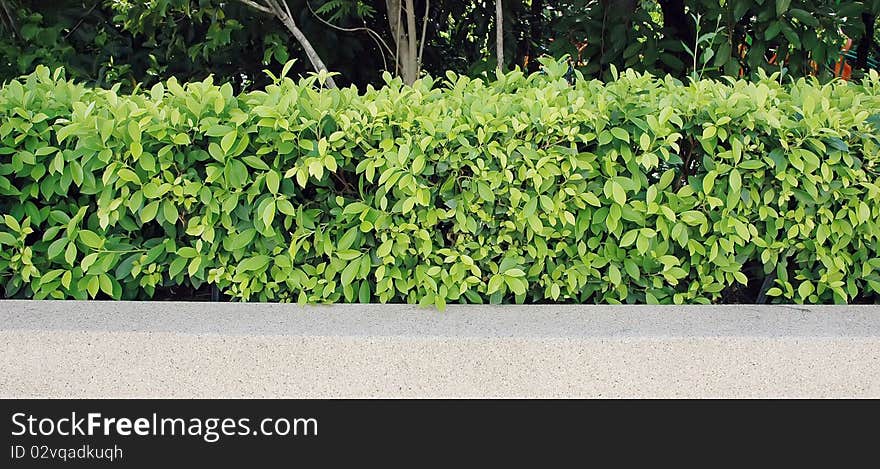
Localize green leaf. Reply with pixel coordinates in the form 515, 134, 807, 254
220, 131, 237, 154
277, 198, 296, 215
639, 133, 651, 151
150, 82, 164, 100
139, 152, 156, 171
703, 171, 717, 194
729, 169, 741, 194
266, 171, 280, 194
238, 255, 270, 272
775, 0, 791, 16
789, 9, 819, 27
702, 126, 716, 140
610, 127, 630, 143
169, 257, 187, 278
78, 230, 103, 249
209, 122, 234, 139
188, 257, 201, 277
620, 230, 638, 247
504, 276, 527, 295
87, 276, 99, 298
681, 211, 707, 226
162, 200, 179, 225
583, 192, 601, 207
260, 199, 275, 228
738, 160, 765, 170
64, 242, 77, 265
611, 181, 626, 205
243, 156, 270, 170
624, 259, 640, 280
177, 247, 199, 258
295, 167, 308, 187
341, 260, 360, 286
636, 233, 650, 254
659, 170, 675, 188
208, 142, 225, 162
117, 168, 141, 185
336, 250, 363, 261
765, 21, 782, 40
797, 280, 814, 300
487, 274, 504, 294
173, 133, 191, 145
477, 182, 495, 203
99, 274, 114, 296
377, 239, 393, 258
0, 232, 17, 246
504, 268, 526, 278
38, 269, 65, 287
127, 120, 141, 143
141, 201, 160, 223
358, 281, 371, 303
3, 215, 20, 232
858, 202, 870, 224
527, 214, 543, 233
608, 264, 622, 285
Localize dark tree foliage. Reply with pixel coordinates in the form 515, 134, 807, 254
1, 0, 879, 89
0, 1, 133, 86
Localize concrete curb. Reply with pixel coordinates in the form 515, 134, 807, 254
2, 301, 879, 398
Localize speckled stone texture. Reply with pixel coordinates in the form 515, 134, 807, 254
2, 301, 879, 398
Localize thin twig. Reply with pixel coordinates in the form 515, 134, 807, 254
305, 0, 395, 71
394, 2, 402, 76
279, 0, 293, 20
64, 3, 98, 40
0, 0, 17, 38
237, 0, 273, 15
261, 0, 338, 88
418, 0, 430, 71
495, 0, 503, 71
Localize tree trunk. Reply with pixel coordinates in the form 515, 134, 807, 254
496, 0, 504, 72
856, 12, 876, 71
405, 0, 418, 81
385, 0, 421, 85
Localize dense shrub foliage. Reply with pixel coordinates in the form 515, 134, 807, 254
1, 61, 879, 306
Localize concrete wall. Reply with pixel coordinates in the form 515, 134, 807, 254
2, 301, 879, 398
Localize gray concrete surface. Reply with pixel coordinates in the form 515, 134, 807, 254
1, 301, 879, 398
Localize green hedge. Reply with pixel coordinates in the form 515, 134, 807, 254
2, 60, 880, 306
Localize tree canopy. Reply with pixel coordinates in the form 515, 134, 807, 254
1, 0, 879, 90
